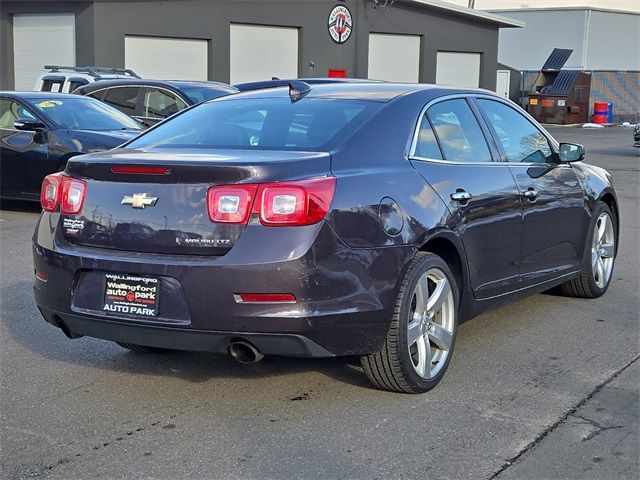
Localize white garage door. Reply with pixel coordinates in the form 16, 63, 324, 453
125, 36, 208, 81
368, 33, 421, 83
13, 13, 75, 90
230, 24, 298, 84
436, 52, 481, 89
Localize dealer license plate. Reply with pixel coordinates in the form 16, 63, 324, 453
103, 273, 159, 317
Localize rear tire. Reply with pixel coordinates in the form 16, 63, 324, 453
116, 342, 170, 353
361, 252, 459, 393
558, 201, 616, 298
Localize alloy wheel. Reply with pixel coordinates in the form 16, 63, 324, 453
407, 268, 455, 379
591, 212, 615, 289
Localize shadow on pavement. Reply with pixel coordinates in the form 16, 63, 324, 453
2, 280, 373, 390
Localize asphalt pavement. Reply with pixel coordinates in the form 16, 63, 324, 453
1, 126, 638, 479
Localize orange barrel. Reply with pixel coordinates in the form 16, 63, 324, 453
593, 102, 608, 124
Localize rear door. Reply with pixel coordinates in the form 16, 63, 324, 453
409, 97, 523, 299
101, 87, 143, 121
474, 97, 586, 286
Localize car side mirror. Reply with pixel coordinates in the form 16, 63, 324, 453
558, 143, 585, 163
14, 118, 46, 132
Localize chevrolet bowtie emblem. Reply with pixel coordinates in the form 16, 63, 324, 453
121, 193, 158, 209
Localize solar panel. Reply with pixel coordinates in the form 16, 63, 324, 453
541, 48, 574, 72
546, 70, 581, 95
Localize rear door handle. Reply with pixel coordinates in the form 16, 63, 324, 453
522, 188, 538, 199
450, 190, 472, 202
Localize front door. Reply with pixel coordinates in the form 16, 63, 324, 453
0, 98, 49, 200
410, 98, 523, 299
475, 98, 586, 286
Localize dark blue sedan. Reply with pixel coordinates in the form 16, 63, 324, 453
0, 92, 142, 202
32, 82, 618, 393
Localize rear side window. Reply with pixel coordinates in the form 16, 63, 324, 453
477, 99, 554, 164
68, 78, 89, 93
103, 87, 140, 116
142, 88, 187, 119
127, 97, 382, 152
40, 77, 65, 93
413, 115, 443, 160
427, 99, 492, 163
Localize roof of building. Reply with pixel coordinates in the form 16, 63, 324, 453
489, 7, 640, 16
409, 0, 525, 27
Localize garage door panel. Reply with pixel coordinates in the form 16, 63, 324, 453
436, 52, 481, 89
13, 13, 75, 90
368, 33, 421, 83
230, 24, 298, 84
125, 36, 208, 81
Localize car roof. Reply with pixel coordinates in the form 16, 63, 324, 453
234, 77, 382, 91
215, 82, 490, 103
0, 91, 95, 100
76, 78, 238, 92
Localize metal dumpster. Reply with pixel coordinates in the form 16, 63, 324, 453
526, 49, 592, 124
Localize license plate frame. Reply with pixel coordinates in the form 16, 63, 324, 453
103, 273, 160, 317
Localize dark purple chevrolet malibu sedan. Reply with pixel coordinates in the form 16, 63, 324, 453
33, 82, 618, 393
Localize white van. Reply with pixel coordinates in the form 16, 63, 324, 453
33, 65, 140, 93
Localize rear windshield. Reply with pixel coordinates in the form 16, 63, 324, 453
126, 97, 381, 151
178, 85, 238, 104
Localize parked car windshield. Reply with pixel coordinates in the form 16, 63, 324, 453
27, 96, 142, 131
126, 97, 381, 151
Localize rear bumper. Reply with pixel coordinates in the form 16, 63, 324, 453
38, 307, 334, 357
33, 214, 414, 356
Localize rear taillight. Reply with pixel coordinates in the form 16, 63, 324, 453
61, 177, 87, 214
255, 177, 336, 226
207, 185, 258, 224
40, 173, 62, 212
40, 173, 87, 214
207, 177, 335, 227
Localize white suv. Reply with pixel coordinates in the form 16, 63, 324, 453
33, 65, 140, 93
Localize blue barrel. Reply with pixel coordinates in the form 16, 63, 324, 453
606, 103, 614, 123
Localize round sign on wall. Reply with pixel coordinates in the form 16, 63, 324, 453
328, 4, 353, 44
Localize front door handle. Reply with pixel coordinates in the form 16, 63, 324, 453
450, 190, 472, 202
522, 188, 538, 200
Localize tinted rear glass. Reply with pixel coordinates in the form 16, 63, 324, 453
127, 97, 381, 151
178, 86, 237, 103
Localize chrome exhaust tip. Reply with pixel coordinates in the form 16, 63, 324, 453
228, 340, 264, 364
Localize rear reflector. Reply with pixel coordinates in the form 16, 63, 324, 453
111, 166, 171, 175
34, 270, 48, 282
235, 293, 296, 303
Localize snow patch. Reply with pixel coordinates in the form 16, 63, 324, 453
582, 123, 605, 128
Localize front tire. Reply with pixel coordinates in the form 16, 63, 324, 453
361, 252, 459, 393
559, 201, 617, 298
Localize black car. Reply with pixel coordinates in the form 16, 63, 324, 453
0, 92, 141, 202
32, 83, 618, 393
634, 124, 639, 147
73, 79, 239, 127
